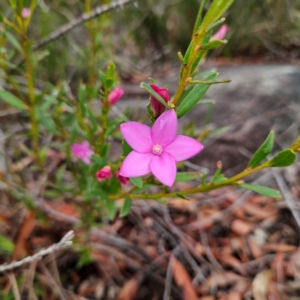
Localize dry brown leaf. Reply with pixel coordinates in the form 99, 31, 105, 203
231, 219, 254, 236
172, 257, 198, 300
264, 243, 296, 253
252, 269, 274, 300
11, 210, 36, 261
118, 275, 140, 300
219, 292, 243, 300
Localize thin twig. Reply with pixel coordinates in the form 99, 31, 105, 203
33, 0, 134, 51
0, 231, 74, 273
272, 169, 300, 229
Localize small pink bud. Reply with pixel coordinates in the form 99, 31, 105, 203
149, 84, 170, 118
116, 171, 129, 186
211, 24, 229, 41
108, 87, 124, 105
21, 8, 31, 19
96, 166, 112, 181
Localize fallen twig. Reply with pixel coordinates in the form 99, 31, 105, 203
0, 231, 74, 273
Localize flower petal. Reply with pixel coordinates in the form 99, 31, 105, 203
120, 151, 152, 177
151, 110, 177, 147
150, 152, 176, 186
164, 135, 203, 162
120, 122, 152, 153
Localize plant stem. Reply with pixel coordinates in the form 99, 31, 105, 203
109, 161, 268, 201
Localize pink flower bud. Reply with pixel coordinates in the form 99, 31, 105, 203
149, 84, 170, 118
21, 8, 31, 19
96, 166, 112, 181
211, 24, 229, 41
115, 171, 129, 186
108, 87, 124, 105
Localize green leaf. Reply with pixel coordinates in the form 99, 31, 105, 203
121, 197, 132, 217
140, 82, 169, 109
78, 84, 87, 117
175, 192, 188, 200
176, 72, 218, 118
240, 184, 281, 198
248, 131, 274, 168
90, 155, 106, 172
157, 199, 168, 205
130, 177, 143, 188
122, 139, 132, 156
38, 113, 58, 134
175, 172, 201, 182
0, 90, 27, 110
212, 174, 227, 183
201, 39, 227, 50
99, 71, 106, 86
269, 149, 297, 167
105, 62, 115, 88
106, 199, 116, 220
5, 31, 22, 53
0, 234, 14, 254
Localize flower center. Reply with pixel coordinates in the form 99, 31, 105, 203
152, 144, 163, 155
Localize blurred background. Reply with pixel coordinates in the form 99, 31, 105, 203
1, 0, 300, 85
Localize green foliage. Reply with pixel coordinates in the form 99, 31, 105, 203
130, 177, 143, 188
0, 234, 14, 254
248, 131, 274, 168
0, 90, 27, 110
269, 149, 297, 167
175, 172, 201, 182
176, 73, 218, 118
240, 184, 281, 198
121, 197, 132, 217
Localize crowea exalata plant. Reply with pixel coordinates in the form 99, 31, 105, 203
0, 0, 299, 225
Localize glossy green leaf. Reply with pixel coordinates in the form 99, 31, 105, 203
130, 177, 143, 188
175, 172, 201, 182
240, 184, 281, 198
0, 90, 27, 110
269, 149, 297, 167
121, 197, 132, 217
176, 72, 218, 118
248, 131, 274, 168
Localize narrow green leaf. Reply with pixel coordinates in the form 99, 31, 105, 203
269, 149, 297, 167
0, 234, 14, 253
240, 184, 281, 198
183, 40, 193, 64
177, 73, 218, 118
140, 82, 170, 109
248, 131, 274, 168
193, 0, 210, 33
78, 84, 87, 117
175, 172, 201, 182
121, 197, 132, 217
130, 177, 143, 188
0, 90, 27, 110
176, 192, 188, 200
105, 62, 115, 88
122, 139, 132, 156
5, 31, 22, 53
212, 174, 227, 183
99, 71, 106, 86
106, 199, 116, 220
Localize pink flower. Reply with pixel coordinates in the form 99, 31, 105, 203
71, 141, 94, 165
108, 87, 124, 105
116, 171, 129, 186
119, 110, 203, 186
211, 24, 229, 41
149, 84, 170, 117
21, 8, 31, 19
96, 166, 112, 181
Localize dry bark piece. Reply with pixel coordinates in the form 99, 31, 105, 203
231, 219, 254, 236
252, 269, 274, 300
